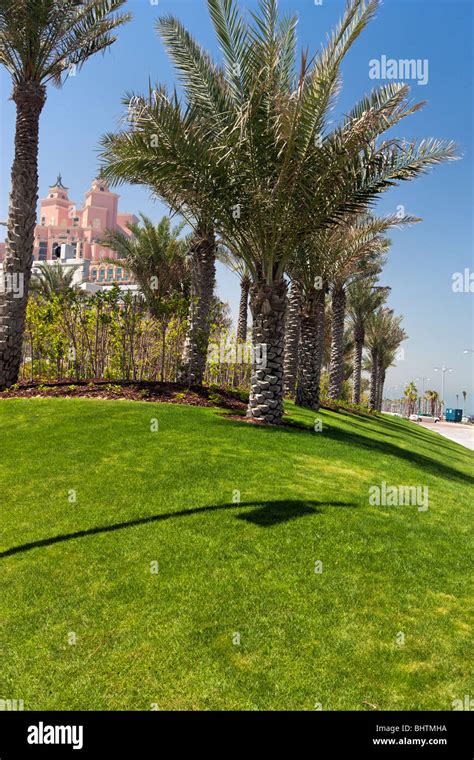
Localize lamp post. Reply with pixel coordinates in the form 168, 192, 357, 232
416, 376, 430, 413
434, 366, 453, 418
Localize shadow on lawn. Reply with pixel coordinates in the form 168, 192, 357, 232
0, 499, 355, 558
224, 416, 473, 485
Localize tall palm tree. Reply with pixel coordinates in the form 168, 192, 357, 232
100, 0, 456, 423
283, 282, 302, 397
347, 278, 390, 403
366, 307, 404, 410
327, 212, 417, 401
375, 324, 407, 410
0, 0, 131, 389
100, 215, 190, 382
30, 261, 80, 297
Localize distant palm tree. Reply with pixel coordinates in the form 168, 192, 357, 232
217, 247, 251, 342
425, 389, 440, 417
404, 381, 418, 417
101, 215, 190, 381
462, 390, 467, 410
347, 278, 390, 403
366, 308, 405, 410
0, 0, 131, 389
31, 262, 80, 297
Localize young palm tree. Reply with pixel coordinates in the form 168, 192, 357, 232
347, 278, 390, 403
100, 0, 456, 422
0, 0, 131, 389
100, 215, 190, 382
30, 261, 80, 298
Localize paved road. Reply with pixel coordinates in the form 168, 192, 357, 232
421, 421, 474, 451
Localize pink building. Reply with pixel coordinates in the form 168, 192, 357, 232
34, 174, 137, 264
0, 175, 137, 286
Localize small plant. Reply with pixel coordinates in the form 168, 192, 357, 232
104, 383, 122, 394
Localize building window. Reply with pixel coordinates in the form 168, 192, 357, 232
91, 269, 97, 281
99, 268, 105, 282
38, 241, 48, 261
116, 267, 122, 280
107, 268, 113, 282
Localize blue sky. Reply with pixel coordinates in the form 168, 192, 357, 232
0, 0, 472, 409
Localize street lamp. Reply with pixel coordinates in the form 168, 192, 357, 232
416, 376, 430, 413
434, 366, 453, 417
463, 349, 474, 354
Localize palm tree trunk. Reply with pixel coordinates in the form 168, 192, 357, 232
351, 323, 364, 404
283, 282, 301, 397
0, 83, 46, 389
295, 288, 325, 410
178, 230, 216, 385
376, 364, 385, 410
328, 285, 347, 400
369, 349, 378, 410
247, 280, 287, 424
237, 275, 250, 342
160, 321, 167, 383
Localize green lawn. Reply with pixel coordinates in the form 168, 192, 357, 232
0, 398, 472, 710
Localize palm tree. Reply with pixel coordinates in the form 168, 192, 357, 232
0, 0, 131, 390
462, 390, 467, 411
283, 282, 302, 397
403, 381, 418, 417
30, 261, 80, 297
425, 389, 440, 417
327, 212, 417, 401
100, 215, 190, 382
375, 324, 407, 410
217, 247, 251, 342
347, 278, 390, 403
366, 308, 405, 410
100, 0, 456, 423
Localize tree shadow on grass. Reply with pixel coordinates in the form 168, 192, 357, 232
0, 499, 355, 559
222, 417, 474, 486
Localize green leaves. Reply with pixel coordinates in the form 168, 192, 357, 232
0, 0, 131, 85
99, 0, 457, 290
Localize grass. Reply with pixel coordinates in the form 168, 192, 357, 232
0, 397, 472, 711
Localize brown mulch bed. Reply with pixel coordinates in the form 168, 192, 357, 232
0, 380, 248, 411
